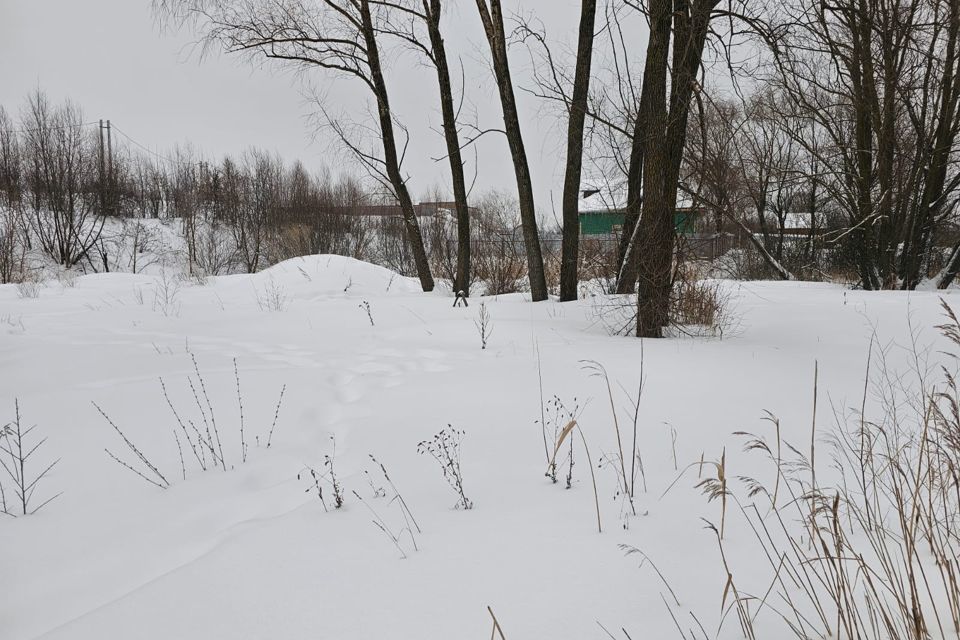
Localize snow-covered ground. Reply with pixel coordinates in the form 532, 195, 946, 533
1, 255, 955, 639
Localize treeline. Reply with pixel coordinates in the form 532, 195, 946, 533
5, 0, 960, 338
0, 91, 377, 276
0, 90, 568, 290
679, 78, 960, 289
150, 0, 960, 337
583, 0, 960, 303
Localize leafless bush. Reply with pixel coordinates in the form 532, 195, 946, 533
152, 270, 182, 316
255, 277, 290, 312
418, 425, 473, 510
578, 236, 621, 295
670, 279, 737, 338
474, 247, 527, 295
0, 208, 27, 284
0, 399, 61, 516
99, 357, 286, 487
300, 436, 345, 511
124, 219, 160, 273
371, 216, 418, 277
475, 302, 492, 349
16, 277, 41, 299
597, 258, 736, 338
56, 269, 79, 289
423, 205, 458, 283
192, 220, 237, 277
472, 191, 528, 295
539, 395, 581, 487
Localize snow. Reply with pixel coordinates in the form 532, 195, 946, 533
1, 255, 956, 639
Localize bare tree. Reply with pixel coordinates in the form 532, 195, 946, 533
474, 0, 548, 301
0, 106, 26, 283
21, 91, 104, 268
229, 149, 282, 273
156, 0, 435, 291
379, 0, 473, 294
617, 0, 723, 336
0, 106, 23, 210
559, 0, 599, 301
766, 0, 960, 290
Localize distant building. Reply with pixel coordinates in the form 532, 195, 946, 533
577, 185, 704, 236
780, 212, 826, 236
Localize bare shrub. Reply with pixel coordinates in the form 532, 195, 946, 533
670, 279, 736, 338
474, 242, 527, 295
1, 399, 61, 516
597, 257, 736, 338
57, 269, 79, 289
371, 216, 418, 277
0, 208, 26, 284
192, 221, 237, 277
475, 302, 492, 349
255, 278, 290, 312
472, 191, 528, 295
120, 218, 161, 274
578, 236, 621, 295
422, 202, 458, 283
539, 395, 581, 487
152, 271, 182, 317
418, 425, 473, 510
16, 277, 41, 300
300, 437, 345, 511
98, 357, 286, 487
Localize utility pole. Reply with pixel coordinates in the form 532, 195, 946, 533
98, 119, 106, 214
106, 120, 114, 215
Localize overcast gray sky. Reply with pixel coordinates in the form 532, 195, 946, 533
1, 0, 642, 218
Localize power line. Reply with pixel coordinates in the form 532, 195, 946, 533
110, 124, 175, 164
0, 115, 201, 170
110, 123, 206, 169
0, 120, 100, 136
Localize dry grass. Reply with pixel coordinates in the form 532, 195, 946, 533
594, 258, 738, 338
690, 300, 960, 640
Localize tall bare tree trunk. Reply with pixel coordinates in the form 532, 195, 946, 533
559, 0, 598, 301
632, 0, 673, 337
475, 0, 548, 301
424, 0, 471, 295
615, 70, 652, 294
630, 0, 718, 336
360, 0, 434, 292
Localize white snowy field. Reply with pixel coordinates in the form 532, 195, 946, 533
0, 256, 956, 639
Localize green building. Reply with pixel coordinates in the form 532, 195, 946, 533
578, 207, 700, 236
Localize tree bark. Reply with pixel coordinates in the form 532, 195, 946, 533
615, 71, 652, 294
360, 0, 434, 292
630, 0, 717, 337
627, 0, 671, 336
424, 0, 471, 295
559, 0, 598, 302
475, 0, 548, 301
